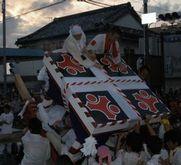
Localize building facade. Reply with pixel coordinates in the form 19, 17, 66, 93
151, 25, 181, 91
16, 3, 143, 55
15, 3, 166, 90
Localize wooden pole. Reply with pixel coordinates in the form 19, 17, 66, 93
2, 0, 7, 96
14, 74, 31, 101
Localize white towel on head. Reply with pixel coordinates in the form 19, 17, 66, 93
70, 25, 83, 35
63, 25, 95, 68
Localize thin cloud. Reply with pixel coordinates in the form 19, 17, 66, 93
0, 0, 180, 47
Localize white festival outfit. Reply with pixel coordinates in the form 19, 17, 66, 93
113, 150, 147, 165
170, 146, 181, 165
0, 111, 14, 154
0, 112, 14, 134
87, 34, 121, 64
37, 99, 66, 128
21, 131, 50, 165
36, 99, 66, 154
37, 66, 49, 92
63, 25, 95, 68
146, 154, 162, 165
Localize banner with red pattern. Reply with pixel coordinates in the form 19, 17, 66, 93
44, 50, 170, 135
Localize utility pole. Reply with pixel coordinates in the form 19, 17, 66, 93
143, 0, 149, 65
2, 0, 7, 96
160, 32, 165, 91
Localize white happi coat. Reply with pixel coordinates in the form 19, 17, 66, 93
0, 112, 14, 134
87, 34, 121, 64
37, 66, 49, 91
37, 103, 66, 126
0, 112, 14, 154
63, 34, 95, 68
113, 150, 147, 165
21, 131, 50, 165
146, 154, 161, 165
170, 146, 181, 165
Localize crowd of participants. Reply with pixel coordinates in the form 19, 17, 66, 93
0, 24, 180, 165
0, 87, 180, 165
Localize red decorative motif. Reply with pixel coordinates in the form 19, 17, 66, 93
101, 57, 128, 74
56, 54, 86, 75
91, 40, 96, 46
133, 90, 159, 113
85, 94, 120, 120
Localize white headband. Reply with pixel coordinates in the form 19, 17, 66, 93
70, 25, 83, 35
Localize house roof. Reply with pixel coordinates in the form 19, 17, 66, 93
151, 25, 181, 35
16, 2, 141, 45
0, 48, 44, 57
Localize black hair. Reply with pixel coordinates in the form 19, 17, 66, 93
139, 125, 152, 143
164, 129, 181, 146
3, 104, 11, 114
126, 132, 143, 153
147, 136, 162, 155
28, 118, 42, 134
4, 104, 11, 110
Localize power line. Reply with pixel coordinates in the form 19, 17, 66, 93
84, 0, 143, 14
88, 0, 141, 7
0, 0, 143, 23
1, 0, 66, 22
84, 0, 107, 7
0, 0, 174, 24
88, 0, 111, 7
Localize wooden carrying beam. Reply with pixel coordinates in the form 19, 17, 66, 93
0, 132, 24, 144
14, 74, 31, 101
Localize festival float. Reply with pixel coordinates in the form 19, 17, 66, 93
44, 49, 170, 142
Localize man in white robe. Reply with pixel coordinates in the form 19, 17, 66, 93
63, 25, 100, 68
87, 26, 121, 64
163, 129, 181, 165
0, 104, 14, 154
113, 132, 146, 165
37, 66, 49, 92
21, 118, 50, 165
146, 136, 163, 165
37, 97, 66, 129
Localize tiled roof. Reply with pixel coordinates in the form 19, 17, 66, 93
16, 2, 141, 45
